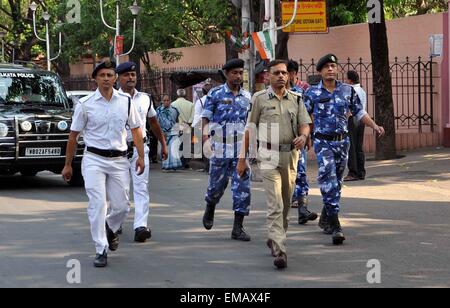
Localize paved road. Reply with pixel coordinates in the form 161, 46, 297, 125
1, 147, 449, 288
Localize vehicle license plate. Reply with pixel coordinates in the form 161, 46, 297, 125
25, 147, 61, 156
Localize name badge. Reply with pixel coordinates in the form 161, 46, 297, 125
266, 107, 276, 111
222, 98, 233, 104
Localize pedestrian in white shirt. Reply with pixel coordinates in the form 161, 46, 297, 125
345, 70, 368, 182
116, 62, 168, 243
62, 60, 145, 268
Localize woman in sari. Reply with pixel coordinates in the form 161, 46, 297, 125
156, 95, 182, 170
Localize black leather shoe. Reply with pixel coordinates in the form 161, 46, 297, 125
94, 250, 107, 268
274, 252, 287, 269
105, 222, 119, 251
134, 227, 152, 243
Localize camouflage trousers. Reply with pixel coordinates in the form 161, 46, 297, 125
314, 137, 350, 216
292, 149, 309, 200
205, 158, 251, 215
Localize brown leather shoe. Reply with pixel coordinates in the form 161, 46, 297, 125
274, 252, 287, 269
266, 239, 277, 257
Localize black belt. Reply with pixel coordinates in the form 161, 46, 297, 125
260, 141, 295, 152
86, 147, 127, 158
314, 132, 349, 142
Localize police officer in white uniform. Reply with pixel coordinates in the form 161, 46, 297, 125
116, 61, 168, 242
62, 60, 145, 268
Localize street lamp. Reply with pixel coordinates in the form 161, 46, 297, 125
0, 31, 5, 63
99, 0, 141, 65
29, 1, 62, 71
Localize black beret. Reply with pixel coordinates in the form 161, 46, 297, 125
92, 59, 116, 78
116, 61, 137, 75
222, 58, 245, 71
316, 54, 338, 72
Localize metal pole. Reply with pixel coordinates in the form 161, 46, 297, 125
242, 0, 251, 92
46, 21, 51, 71
270, 0, 276, 55
448, 0, 450, 127
116, 0, 120, 65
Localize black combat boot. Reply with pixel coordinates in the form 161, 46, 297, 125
93, 250, 108, 268
318, 207, 333, 234
105, 222, 119, 251
231, 212, 251, 241
298, 197, 318, 224
202, 203, 216, 230
329, 213, 346, 245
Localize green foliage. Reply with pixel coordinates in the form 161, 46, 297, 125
328, 0, 368, 26
385, 0, 448, 18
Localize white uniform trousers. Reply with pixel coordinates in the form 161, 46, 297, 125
82, 152, 131, 254
130, 144, 150, 230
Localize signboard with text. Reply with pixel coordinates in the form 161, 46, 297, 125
282, 0, 328, 33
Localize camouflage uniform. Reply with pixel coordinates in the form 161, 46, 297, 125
290, 86, 310, 201
304, 80, 367, 216
201, 83, 252, 215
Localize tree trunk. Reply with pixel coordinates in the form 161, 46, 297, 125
275, 1, 289, 60
275, 31, 289, 60
368, 0, 397, 160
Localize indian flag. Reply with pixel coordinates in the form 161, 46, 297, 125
252, 31, 274, 61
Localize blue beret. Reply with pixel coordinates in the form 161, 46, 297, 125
92, 59, 116, 78
316, 54, 338, 72
222, 58, 245, 71
116, 61, 137, 75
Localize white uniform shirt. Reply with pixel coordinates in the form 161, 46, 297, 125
353, 84, 367, 112
118, 88, 157, 142
192, 96, 207, 128
71, 88, 142, 152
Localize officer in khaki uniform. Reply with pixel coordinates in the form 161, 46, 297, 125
238, 60, 311, 269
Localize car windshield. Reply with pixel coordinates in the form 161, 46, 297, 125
0, 72, 67, 107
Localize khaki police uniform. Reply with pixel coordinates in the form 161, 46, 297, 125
247, 87, 311, 255
120, 89, 157, 231
71, 88, 142, 254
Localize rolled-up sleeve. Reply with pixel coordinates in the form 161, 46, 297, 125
201, 95, 214, 121
297, 98, 312, 125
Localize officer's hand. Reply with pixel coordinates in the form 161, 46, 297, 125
306, 137, 312, 151
293, 135, 307, 150
136, 157, 145, 175
62, 166, 73, 182
161, 144, 168, 161
374, 125, 385, 138
237, 159, 249, 178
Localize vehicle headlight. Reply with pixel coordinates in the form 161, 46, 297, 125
57, 121, 68, 131
20, 121, 33, 132
0, 123, 8, 137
